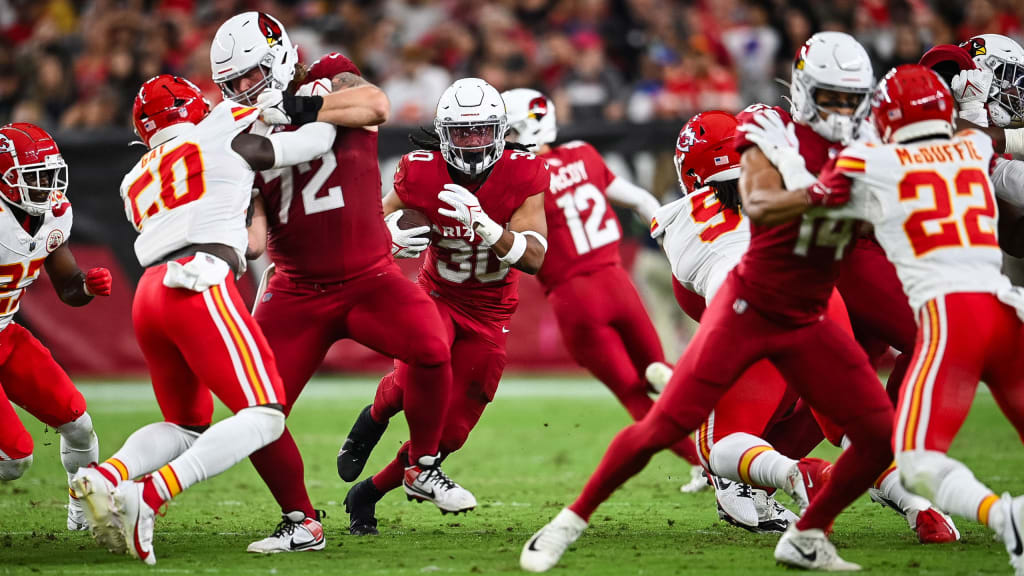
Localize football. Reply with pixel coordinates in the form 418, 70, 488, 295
396, 208, 432, 233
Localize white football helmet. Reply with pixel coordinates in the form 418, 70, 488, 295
210, 12, 298, 105
789, 31, 874, 143
435, 78, 508, 177
501, 88, 557, 152
961, 34, 1024, 127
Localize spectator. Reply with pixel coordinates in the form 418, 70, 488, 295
382, 45, 451, 125
554, 32, 626, 124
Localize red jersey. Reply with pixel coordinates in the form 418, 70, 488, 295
256, 53, 391, 283
536, 140, 622, 289
733, 105, 855, 324
394, 148, 549, 321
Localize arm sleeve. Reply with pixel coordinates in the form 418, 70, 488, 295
267, 122, 337, 168
991, 157, 1024, 207
606, 177, 661, 223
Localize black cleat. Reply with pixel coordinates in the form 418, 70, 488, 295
337, 405, 389, 482
345, 478, 384, 536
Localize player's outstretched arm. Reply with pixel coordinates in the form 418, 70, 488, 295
606, 177, 660, 223
247, 194, 268, 260
230, 122, 337, 172
318, 72, 390, 128
44, 242, 111, 306
739, 148, 813, 226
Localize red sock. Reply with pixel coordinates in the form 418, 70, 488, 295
569, 411, 688, 522
669, 436, 701, 466
371, 443, 409, 493
797, 409, 892, 531
248, 428, 316, 518
402, 361, 451, 461
370, 370, 406, 424
141, 476, 166, 511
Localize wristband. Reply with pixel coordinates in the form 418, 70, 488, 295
498, 231, 528, 264
283, 93, 324, 126
776, 150, 818, 190
521, 230, 548, 253
473, 215, 505, 246
1006, 128, 1024, 157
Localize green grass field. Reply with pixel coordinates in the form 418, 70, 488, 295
1, 375, 1021, 575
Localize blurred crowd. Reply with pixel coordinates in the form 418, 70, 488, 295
1, 0, 1023, 131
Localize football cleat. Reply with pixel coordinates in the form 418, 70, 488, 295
783, 457, 832, 512
71, 465, 126, 553
337, 405, 388, 482
753, 489, 799, 533
774, 525, 861, 572
403, 455, 476, 514
345, 478, 384, 536
520, 508, 588, 573
113, 479, 157, 565
67, 490, 88, 531
909, 508, 960, 544
997, 493, 1024, 576
714, 476, 759, 529
680, 465, 710, 494
247, 510, 326, 553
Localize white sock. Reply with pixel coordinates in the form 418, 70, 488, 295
149, 406, 284, 500
98, 422, 199, 485
898, 450, 999, 528
876, 465, 931, 514
710, 432, 795, 489
58, 412, 99, 486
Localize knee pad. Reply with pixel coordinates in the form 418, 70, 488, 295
239, 405, 286, 444
709, 432, 770, 478
0, 454, 32, 481
895, 450, 961, 501
57, 412, 95, 448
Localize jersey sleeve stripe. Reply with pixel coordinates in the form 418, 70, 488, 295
231, 107, 258, 122
835, 158, 866, 172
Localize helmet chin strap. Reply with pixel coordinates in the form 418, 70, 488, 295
149, 123, 196, 148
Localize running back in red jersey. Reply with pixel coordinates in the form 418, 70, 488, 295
733, 104, 860, 324
255, 53, 391, 283
393, 148, 549, 320
537, 140, 622, 288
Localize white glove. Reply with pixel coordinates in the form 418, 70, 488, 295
951, 68, 994, 113
739, 111, 817, 190
257, 89, 291, 125
385, 210, 431, 259
437, 183, 504, 245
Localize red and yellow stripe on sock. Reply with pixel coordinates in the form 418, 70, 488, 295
874, 463, 897, 489
738, 445, 772, 486
156, 464, 183, 499
978, 493, 999, 526
105, 458, 130, 481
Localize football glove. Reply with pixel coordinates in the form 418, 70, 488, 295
385, 211, 431, 259
807, 160, 853, 207
84, 267, 112, 297
739, 111, 817, 190
437, 183, 504, 245
256, 89, 324, 126
951, 68, 993, 113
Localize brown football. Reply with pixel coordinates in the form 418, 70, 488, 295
396, 208, 432, 232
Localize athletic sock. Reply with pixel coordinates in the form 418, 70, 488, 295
402, 361, 451, 461
98, 421, 200, 486
58, 412, 99, 485
876, 464, 931, 514
710, 432, 795, 489
932, 462, 1001, 530
248, 427, 316, 518
372, 443, 409, 493
371, 371, 405, 423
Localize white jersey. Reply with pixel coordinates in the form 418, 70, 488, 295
824, 129, 1012, 312
650, 187, 749, 303
120, 101, 261, 268
0, 198, 72, 331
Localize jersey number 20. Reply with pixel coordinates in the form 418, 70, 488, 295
125, 142, 206, 231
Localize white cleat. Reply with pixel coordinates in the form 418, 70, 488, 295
645, 362, 673, 395
247, 510, 326, 553
997, 493, 1024, 576
67, 491, 88, 531
775, 525, 861, 572
403, 456, 477, 514
71, 466, 125, 553
753, 489, 798, 533
714, 476, 758, 529
680, 465, 710, 494
114, 480, 157, 565
521, 508, 588, 573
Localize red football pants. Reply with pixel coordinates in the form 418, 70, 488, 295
548, 265, 698, 465
0, 323, 85, 460
895, 293, 1024, 454
133, 263, 285, 426
250, 262, 451, 515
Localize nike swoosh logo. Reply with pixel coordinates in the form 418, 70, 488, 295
502, 327, 510, 334
1011, 504, 1023, 556
805, 472, 814, 489
527, 534, 542, 552
290, 537, 321, 550
406, 482, 435, 499
790, 541, 817, 562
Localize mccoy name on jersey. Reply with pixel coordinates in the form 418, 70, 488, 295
120, 100, 261, 268
394, 148, 549, 320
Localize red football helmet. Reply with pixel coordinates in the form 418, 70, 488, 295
0, 123, 67, 216
674, 110, 741, 193
132, 74, 210, 148
871, 64, 955, 144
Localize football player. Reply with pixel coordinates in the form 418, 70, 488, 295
0, 123, 110, 531
209, 11, 464, 552
500, 88, 701, 472
340, 78, 549, 535
70, 74, 336, 565
781, 63, 1024, 576
520, 32, 896, 573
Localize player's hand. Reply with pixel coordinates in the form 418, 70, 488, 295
738, 110, 800, 164
84, 267, 112, 297
951, 68, 993, 112
806, 162, 852, 207
385, 211, 431, 259
257, 89, 291, 125
437, 183, 503, 245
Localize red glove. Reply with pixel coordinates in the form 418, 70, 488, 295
806, 160, 853, 207
84, 267, 112, 297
